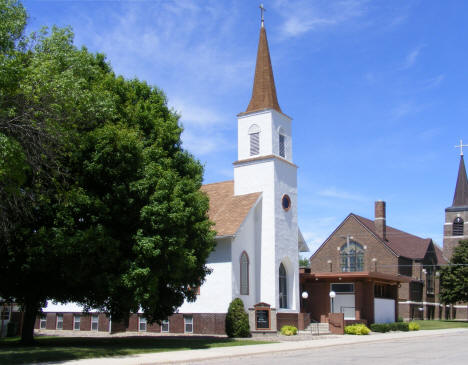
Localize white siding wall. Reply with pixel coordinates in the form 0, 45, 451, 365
274, 159, 299, 312
179, 238, 232, 313
231, 198, 261, 309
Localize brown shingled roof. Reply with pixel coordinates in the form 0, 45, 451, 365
201, 181, 261, 237
244, 26, 282, 114
353, 214, 439, 261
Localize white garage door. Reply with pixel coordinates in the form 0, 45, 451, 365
374, 298, 395, 323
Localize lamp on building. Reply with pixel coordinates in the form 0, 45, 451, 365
301, 291, 309, 299
372, 257, 378, 272
329, 290, 336, 313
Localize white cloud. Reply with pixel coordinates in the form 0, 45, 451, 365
318, 187, 367, 201
401, 44, 425, 70
171, 99, 226, 128
273, 0, 368, 39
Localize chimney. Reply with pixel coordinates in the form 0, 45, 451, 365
374, 201, 386, 240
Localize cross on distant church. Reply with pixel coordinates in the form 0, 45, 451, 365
455, 139, 468, 156
260, 3, 266, 27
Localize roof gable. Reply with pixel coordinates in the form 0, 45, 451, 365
201, 181, 261, 237
310, 213, 397, 259
353, 214, 433, 260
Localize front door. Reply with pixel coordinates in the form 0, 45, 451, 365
331, 283, 355, 320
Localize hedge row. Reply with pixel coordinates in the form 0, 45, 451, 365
370, 321, 420, 332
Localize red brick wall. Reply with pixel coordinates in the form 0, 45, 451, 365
98, 314, 110, 332
310, 216, 398, 275
147, 321, 161, 333
62, 313, 73, 330
276, 313, 298, 330
80, 315, 91, 331
128, 314, 139, 332
193, 313, 226, 335
328, 313, 344, 334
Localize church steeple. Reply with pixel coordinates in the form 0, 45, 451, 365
452, 155, 468, 207
245, 15, 282, 114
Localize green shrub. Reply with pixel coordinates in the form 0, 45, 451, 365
225, 298, 250, 338
370, 323, 390, 333
344, 324, 370, 335
280, 325, 298, 336
396, 322, 409, 331
397, 316, 404, 322
388, 322, 398, 331
408, 322, 420, 331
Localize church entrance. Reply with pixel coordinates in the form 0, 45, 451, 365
331, 283, 355, 320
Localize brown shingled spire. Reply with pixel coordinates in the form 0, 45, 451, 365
452, 155, 468, 207
245, 26, 282, 114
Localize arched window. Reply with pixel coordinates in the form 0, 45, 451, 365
279, 263, 288, 308
340, 241, 364, 272
453, 217, 464, 236
278, 127, 286, 158
248, 124, 260, 156
279, 134, 285, 158
240, 252, 249, 295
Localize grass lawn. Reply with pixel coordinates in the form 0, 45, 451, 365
0, 336, 273, 364
413, 320, 468, 330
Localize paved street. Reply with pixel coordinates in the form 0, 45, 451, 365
60, 329, 468, 365
190, 330, 468, 365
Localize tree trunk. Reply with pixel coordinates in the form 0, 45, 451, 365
20, 301, 38, 345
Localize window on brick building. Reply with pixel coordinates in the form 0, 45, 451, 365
453, 217, 464, 236
240, 251, 249, 295
410, 281, 423, 302
426, 267, 435, 295
91, 315, 99, 331
184, 315, 193, 333
139, 317, 147, 332
56, 314, 63, 330
161, 319, 169, 333
340, 241, 364, 272
40, 315, 47, 329
73, 315, 81, 330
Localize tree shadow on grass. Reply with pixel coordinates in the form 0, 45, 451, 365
0, 336, 242, 364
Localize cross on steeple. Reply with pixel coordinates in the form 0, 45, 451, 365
455, 139, 468, 156
260, 3, 266, 27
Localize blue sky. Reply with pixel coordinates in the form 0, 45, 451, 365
22, 0, 467, 254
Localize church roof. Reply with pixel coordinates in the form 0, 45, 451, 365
353, 214, 445, 262
201, 180, 261, 237
451, 155, 468, 207
244, 26, 282, 114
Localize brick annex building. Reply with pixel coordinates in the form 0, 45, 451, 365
303, 151, 468, 324
304, 201, 446, 324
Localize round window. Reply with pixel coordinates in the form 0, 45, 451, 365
282, 194, 291, 211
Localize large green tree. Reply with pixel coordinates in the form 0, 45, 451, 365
439, 240, 468, 305
0, 0, 215, 344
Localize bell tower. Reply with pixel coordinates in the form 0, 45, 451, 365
233, 9, 299, 312
443, 140, 468, 260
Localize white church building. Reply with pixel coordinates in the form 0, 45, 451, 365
34, 17, 308, 335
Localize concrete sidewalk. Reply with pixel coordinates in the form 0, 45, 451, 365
56, 328, 468, 365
